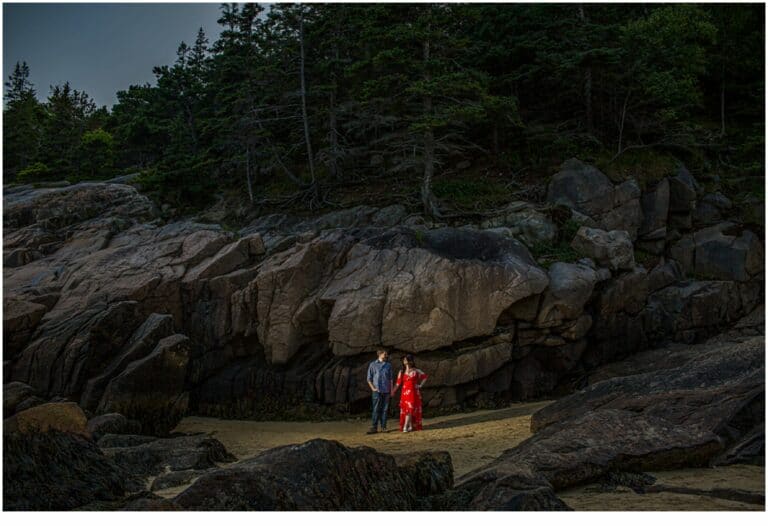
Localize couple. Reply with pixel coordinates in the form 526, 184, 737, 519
366, 349, 428, 434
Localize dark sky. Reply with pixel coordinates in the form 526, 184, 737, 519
3, 2, 225, 108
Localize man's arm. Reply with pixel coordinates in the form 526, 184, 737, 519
367, 363, 377, 392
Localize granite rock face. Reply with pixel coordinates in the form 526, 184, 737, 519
3, 175, 763, 428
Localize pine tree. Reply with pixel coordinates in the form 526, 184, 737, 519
3, 61, 44, 178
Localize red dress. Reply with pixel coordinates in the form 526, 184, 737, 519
396, 368, 428, 431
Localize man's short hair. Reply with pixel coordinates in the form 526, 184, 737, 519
376, 349, 388, 356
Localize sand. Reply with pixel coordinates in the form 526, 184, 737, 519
560, 464, 765, 511
171, 402, 764, 510
174, 401, 551, 478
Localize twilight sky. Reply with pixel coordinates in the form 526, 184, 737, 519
3, 2, 225, 108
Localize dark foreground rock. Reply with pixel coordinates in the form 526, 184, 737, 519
449, 409, 720, 510
3, 430, 141, 510
4, 401, 90, 438
531, 336, 764, 437
3, 381, 42, 418
101, 433, 236, 477
442, 334, 765, 510
87, 412, 142, 440
173, 439, 452, 510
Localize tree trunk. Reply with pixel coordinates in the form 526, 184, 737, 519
328, 41, 340, 180
720, 63, 726, 137
299, 9, 318, 201
245, 145, 254, 205
617, 90, 630, 155
421, 31, 441, 218
578, 4, 594, 134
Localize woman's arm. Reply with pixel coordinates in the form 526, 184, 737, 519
417, 370, 428, 389
392, 371, 401, 394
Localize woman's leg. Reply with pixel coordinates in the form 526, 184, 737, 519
403, 414, 412, 432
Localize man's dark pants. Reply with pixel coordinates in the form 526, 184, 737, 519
371, 391, 391, 430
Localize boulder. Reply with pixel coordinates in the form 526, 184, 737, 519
151, 469, 212, 491
3, 298, 48, 358
532, 336, 764, 437
97, 334, 191, 435
406, 343, 514, 387
601, 179, 643, 239
644, 280, 747, 344
692, 201, 723, 227
102, 433, 236, 477
3, 430, 140, 510
4, 402, 90, 439
80, 312, 176, 411
173, 439, 452, 510
536, 262, 599, 326
668, 164, 700, 213
250, 231, 354, 364
11, 300, 147, 403
669, 234, 695, 274
648, 259, 684, 293
692, 223, 764, 282
479, 202, 558, 246
322, 228, 548, 355
546, 159, 643, 239
546, 159, 615, 218
86, 413, 141, 441
701, 192, 732, 211
455, 409, 720, 510
594, 267, 649, 317
121, 497, 183, 511
571, 227, 635, 270
639, 178, 670, 240
3, 181, 156, 230
97, 433, 162, 448
3, 381, 39, 418
182, 234, 261, 283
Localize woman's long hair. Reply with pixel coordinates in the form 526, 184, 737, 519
399, 354, 416, 378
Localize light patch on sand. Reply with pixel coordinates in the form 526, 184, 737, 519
172, 403, 764, 510
174, 401, 551, 478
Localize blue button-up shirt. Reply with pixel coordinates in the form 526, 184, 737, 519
367, 359, 393, 393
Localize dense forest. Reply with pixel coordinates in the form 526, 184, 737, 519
3, 3, 765, 218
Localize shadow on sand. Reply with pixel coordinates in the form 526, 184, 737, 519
423, 401, 551, 431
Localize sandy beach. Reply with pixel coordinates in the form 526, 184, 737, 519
172, 402, 764, 510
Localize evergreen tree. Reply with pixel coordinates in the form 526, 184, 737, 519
39, 82, 97, 179
3, 61, 44, 178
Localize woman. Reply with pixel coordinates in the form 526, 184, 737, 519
392, 354, 428, 432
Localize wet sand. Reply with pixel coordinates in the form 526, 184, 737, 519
172, 403, 764, 510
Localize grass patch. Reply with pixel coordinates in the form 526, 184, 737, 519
634, 248, 657, 268
595, 149, 679, 188
529, 241, 580, 269
433, 178, 513, 210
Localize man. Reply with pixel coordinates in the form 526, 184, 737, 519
366, 349, 393, 434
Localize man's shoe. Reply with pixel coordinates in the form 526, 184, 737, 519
381, 428, 388, 433
366, 428, 378, 435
